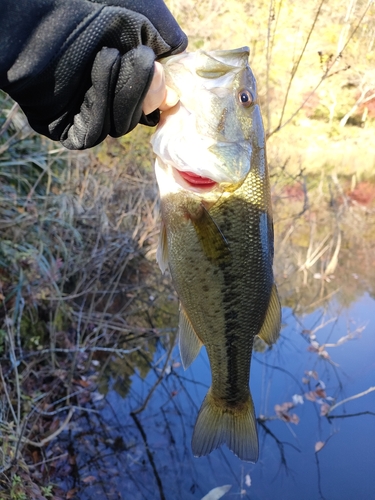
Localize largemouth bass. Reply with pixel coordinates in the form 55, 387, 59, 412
151, 47, 281, 462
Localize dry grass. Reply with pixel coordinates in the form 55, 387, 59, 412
0, 92, 176, 498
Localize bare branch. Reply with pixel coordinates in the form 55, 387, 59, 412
270, 0, 326, 137
327, 386, 375, 415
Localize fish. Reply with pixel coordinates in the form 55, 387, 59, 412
150, 47, 281, 462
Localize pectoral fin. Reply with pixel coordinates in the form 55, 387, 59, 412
191, 204, 230, 264
179, 306, 203, 369
156, 220, 169, 274
257, 284, 281, 346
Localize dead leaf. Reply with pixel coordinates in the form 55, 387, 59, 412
320, 403, 331, 416
275, 402, 294, 413
292, 394, 304, 405
315, 388, 327, 398
307, 345, 319, 353
82, 476, 96, 484
91, 391, 105, 402
318, 348, 330, 359
201, 485, 232, 500
275, 403, 300, 424
53, 369, 67, 381
305, 391, 317, 402
315, 441, 325, 453
32, 450, 41, 464
73, 378, 91, 388
305, 389, 327, 402
289, 413, 300, 424
67, 488, 79, 499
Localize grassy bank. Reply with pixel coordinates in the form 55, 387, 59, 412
0, 93, 178, 498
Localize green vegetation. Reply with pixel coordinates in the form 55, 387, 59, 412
1, 1, 375, 497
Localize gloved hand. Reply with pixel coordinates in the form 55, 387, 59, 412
0, 0, 187, 149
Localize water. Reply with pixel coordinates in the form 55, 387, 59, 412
52, 178, 375, 499
56, 292, 375, 500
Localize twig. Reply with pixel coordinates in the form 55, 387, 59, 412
5, 319, 21, 435
21, 346, 141, 359
15, 297, 25, 357
327, 386, 375, 415
0, 102, 19, 138
299, 233, 331, 271
327, 411, 375, 420
272, 0, 326, 136
305, 288, 340, 311
131, 412, 166, 500
253, 356, 305, 393
10, 408, 75, 448
71, 309, 172, 335
310, 316, 337, 336
0, 364, 18, 425
265, 0, 284, 134
269, 0, 374, 137
258, 419, 300, 476
31, 452, 69, 468
131, 339, 175, 415
315, 452, 328, 500
32, 404, 99, 417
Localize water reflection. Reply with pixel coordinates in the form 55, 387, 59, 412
52, 303, 375, 499
50, 177, 375, 499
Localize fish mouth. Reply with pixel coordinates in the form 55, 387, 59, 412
177, 170, 218, 189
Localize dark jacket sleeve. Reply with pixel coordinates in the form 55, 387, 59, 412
0, 0, 187, 149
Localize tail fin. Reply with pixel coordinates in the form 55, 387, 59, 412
191, 389, 258, 462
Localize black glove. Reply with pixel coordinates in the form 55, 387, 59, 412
0, 0, 187, 149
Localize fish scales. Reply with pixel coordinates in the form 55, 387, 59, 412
211, 181, 274, 407
151, 47, 281, 462
161, 167, 273, 412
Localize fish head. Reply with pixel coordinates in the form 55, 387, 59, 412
151, 47, 265, 195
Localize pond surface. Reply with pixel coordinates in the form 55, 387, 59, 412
57, 296, 375, 500
53, 178, 375, 500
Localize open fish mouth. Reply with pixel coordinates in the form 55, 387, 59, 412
176, 169, 218, 189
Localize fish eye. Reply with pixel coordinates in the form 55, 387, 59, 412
238, 89, 253, 108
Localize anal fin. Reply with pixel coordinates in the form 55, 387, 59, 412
257, 283, 281, 346
179, 306, 203, 369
